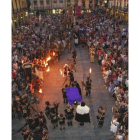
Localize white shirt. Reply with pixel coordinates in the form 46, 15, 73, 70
125, 79, 128, 87
116, 134, 124, 140
118, 76, 122, 82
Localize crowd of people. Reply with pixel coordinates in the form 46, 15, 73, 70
72, 8, 128, 140
12, 14, 75, 140
12, 7, 128, 140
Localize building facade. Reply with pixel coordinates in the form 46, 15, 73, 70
30, 0, 96, 14
107, 0, 128, 22
12, 0, 29, 32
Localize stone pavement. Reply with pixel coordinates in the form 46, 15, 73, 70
37, 41, 115, 140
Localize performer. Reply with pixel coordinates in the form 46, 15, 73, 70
96, 106, 107, 127
67, 59, 76, 72
63, 64, 69, 76
45, 101, 51, 119
58, 113, 66, 130
64, 105, 74, 126
85, 77, 92, 96
72, 49, 77, 64
74, 81, 82, 98
75, 102, 90, 126
62, 85, 68, 103
68, 69, 74, 85
50, 108, 58, 129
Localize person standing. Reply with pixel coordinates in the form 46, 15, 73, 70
58, 113, 65, 130
110, 115, 119, 134
68, 69, 74, 85
90, 48, 95, 63
96, 106, 107, 127
62, 85, 68, 103
68, 41, 72, 53
50, 108, 58, 129
45, 101, 51, 119
75, 102, 90, 126
64, 105, 74, 126
72, 49, 77, 64
85, 77, 92, 96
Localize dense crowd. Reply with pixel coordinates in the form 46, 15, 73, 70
72, 8, 128, 140
12, 14, 74, 140
12, 8, 128, 140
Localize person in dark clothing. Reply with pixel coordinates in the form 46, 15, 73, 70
45, 101, 51, 119
50, 108, 58, 129
96, 106, 107, 127
85, 77, 92, 96
72, 49, 77, 64
64, 105, 74, 126
68, 69, 74, 85
53, 102, 60, 115
62, 85, 68, 103
75, 102, 90, 126
74, 81, 82, 98
58, 113, 65, 130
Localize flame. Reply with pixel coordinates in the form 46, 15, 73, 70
53, 52, 55, 56
46, 57, 51, 62
89, 68, 92, 73
46, 66, 50, 72
60, 69, 64, 77
45, 63, 48, 67
43, 61, 45, 64
39, 89, 42, 93
60, 69, 63, 75
22, 60, 23, 64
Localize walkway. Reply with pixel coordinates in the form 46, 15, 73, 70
35, 39, 115, 140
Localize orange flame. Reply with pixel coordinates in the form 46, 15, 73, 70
60, 69, 63, 75
89, 68, 92, 73
22, 60, 23, 64
46, 57, 51, 62
39, 89, 42, 93
60, 69, 64, 77
53, 52, 55, 56
45, 63, 48, 67
46, 66, 50, 72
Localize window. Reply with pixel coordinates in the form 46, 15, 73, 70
34, 0, 37, 5
40, 0, 44, 5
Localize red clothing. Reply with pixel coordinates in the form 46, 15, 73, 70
12, 72, 16, 78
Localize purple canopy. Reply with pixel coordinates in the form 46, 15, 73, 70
66, 87, 82, 105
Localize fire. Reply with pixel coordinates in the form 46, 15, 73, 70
60, 69, 63, 75
39, 89, 42, 93
46, 57, 51, 62
46, 66, 50, 72
22, 60, 23, 64
45, 63, 48, 67
89, 68, 92, 73
53, 52, 55, 56
60, 69, 64, 77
